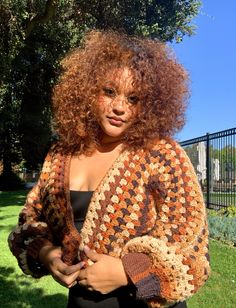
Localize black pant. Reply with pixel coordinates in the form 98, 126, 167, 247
171, 301, 187, 308
67, 285, 147, 308
67, 284, 187, 308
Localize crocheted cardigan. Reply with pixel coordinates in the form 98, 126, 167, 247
8, 139, 210, 307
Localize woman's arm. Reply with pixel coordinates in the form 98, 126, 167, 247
120, 141, 210, 307
8, 146, 56, 278
8, 144, 84, 286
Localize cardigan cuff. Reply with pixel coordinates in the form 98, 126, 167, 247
121, 252, 161, 299
26, 237, 53, 277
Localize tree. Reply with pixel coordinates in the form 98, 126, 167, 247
76, 0, 201, 41
211, 145, 236, 182
0, 0, 202, 189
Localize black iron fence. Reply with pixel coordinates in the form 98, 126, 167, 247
180, 127, 236, 210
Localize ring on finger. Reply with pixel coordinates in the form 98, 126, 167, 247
87, 286, 93, 291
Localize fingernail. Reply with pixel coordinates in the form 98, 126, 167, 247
69, 281, 77, 288
77, 253, 81, 261
84, 245, 90, 252
79, 261, 85, 268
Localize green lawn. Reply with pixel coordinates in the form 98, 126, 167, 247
0, 191, 236, 307
0, 191, 67, 308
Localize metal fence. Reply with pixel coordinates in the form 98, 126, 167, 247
180, 127, 236, 210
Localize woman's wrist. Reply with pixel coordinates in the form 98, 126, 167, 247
38, 245, 61, 267
117, 258, 129, 287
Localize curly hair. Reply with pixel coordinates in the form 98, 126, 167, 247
52, 30, 189, 153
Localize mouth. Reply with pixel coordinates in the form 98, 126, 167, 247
107, 116, 125, 127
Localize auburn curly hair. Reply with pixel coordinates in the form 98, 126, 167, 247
52, 30, 189, 153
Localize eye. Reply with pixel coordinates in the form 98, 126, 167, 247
103, 87, 116, 97
127, 95, 139, 105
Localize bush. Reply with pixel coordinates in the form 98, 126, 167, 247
207, 206, 236, 218
0, 171, 25, 191
208, 216, 236, 246
225, 206, 236, 217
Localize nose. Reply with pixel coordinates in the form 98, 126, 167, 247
111, 96, 126, 115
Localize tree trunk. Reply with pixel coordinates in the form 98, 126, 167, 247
1, 89, 14, 176
2, 131, 12, 175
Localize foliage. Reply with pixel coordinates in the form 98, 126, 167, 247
225, 205, 236, 217
208, 215, 236, 246
183, 144, 199, 170
76, 0, 202, 42
0, 0, 202, 188
207, 206, 236, 218
207, 207, 236, 245
211, 145, 236, 181
0, 171, 25, 191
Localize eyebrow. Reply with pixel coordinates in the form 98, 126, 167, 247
103, 81, 116, 87
102, 79, 137, 95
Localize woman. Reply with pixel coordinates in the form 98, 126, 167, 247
8, 31, 210, 308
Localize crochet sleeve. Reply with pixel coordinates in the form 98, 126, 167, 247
8, 145, 56, 278
121, 141, 210, 307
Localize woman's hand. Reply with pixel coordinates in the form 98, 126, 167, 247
39, 245, 84, 288
77, 246, 128, 294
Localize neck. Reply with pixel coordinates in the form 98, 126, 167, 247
97, 139, 123, 153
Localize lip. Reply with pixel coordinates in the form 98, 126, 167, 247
107, 116, 125, 127
107, 116, 125, 122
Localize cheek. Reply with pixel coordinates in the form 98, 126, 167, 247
97, 96, 111, 113
128, 105, 140, 121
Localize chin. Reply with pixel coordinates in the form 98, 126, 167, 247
102, 129, 125, 140
102, 127, 123, 137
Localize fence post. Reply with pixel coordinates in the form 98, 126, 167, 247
206, 133, 210, 209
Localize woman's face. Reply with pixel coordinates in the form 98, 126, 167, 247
96, 67, 140, 143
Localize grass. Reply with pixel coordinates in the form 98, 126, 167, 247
0, 190, 67, 308
187, 239, 236, 308
0, 190, 236, 307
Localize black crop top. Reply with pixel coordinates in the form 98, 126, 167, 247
70, 190, 93, 232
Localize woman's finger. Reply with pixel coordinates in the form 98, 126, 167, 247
77, 268, 87, 280
77, 279, 94, 291
60, 261, 85, 275
78, 279, 87, 287
52, 269, 82, 288
83, 246, 102, 262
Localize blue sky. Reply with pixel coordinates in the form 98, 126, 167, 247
171, 0, 236, 142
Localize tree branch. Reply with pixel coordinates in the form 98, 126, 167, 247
25, 0, 57, 38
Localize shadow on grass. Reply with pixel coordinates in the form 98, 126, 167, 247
0, 223, 16, 233
0, 208, 19, 232
0, 190, 28, 207
0, 266, 67, 308
0, 213, 15, 220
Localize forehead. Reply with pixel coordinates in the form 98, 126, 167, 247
103, 67, 134, 87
